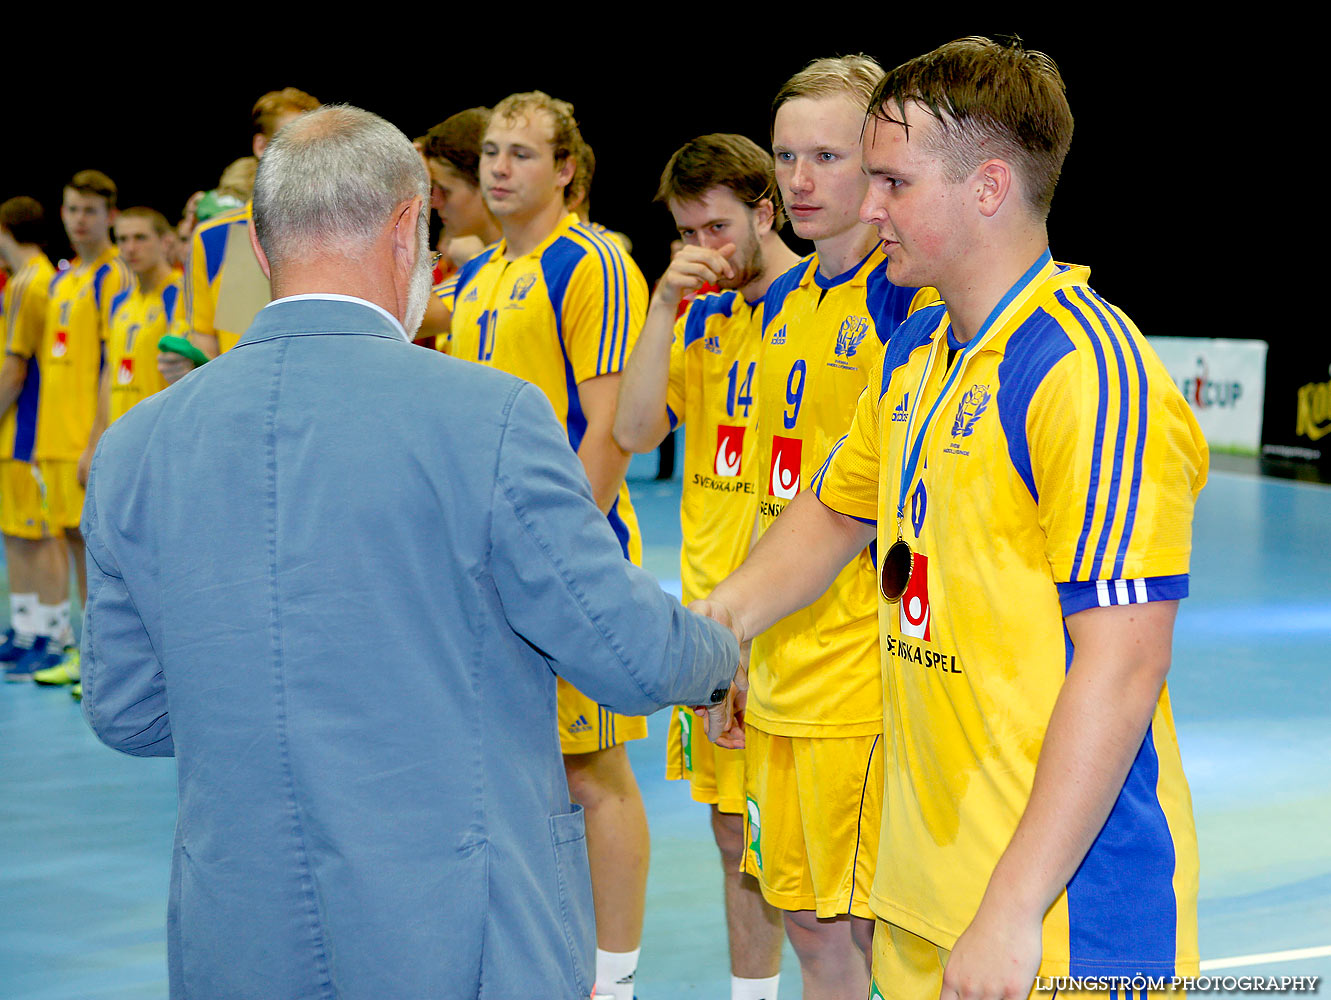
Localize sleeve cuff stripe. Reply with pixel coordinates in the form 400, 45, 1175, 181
1056, 575, 1189, 615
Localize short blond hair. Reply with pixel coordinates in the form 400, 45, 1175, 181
771, 54, 885, 131
251, 87, 321, 139
490, 91, 583, 167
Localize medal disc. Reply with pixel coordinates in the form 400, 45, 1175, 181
880, 539, 913, 603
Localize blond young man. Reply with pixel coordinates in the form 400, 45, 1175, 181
701, 36, 1205, 1000
615, 133, 802, 1000
444, 91, 651, 1000
709, 57, 934, 1000
0, 197, 63, 677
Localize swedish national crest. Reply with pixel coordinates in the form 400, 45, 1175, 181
835, 316, 868, 358
952, 384, 991, 439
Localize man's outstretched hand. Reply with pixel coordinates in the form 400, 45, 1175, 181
688, 598, 749, 749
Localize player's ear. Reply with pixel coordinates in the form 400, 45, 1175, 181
253, 133, 268, 159
555, 153, 576, 191
752, 198, 775, 236
975, 159, 1014, 219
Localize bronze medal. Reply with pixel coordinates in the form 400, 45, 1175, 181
880, 538, 913, 603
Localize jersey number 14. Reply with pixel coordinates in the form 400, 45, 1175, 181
726, 361, 755, 418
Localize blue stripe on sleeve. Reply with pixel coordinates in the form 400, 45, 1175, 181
541, 237, 585, 343
760, 258, 810, 335
1092, 293, 1151, 578
879, 307, 941, 400
1071, 289, 1132, 580
109, 288, 131, 323
92, 263, 112, 311
996, 310, 1075, 503
682, 291, 737, 349
1055, 574, 1190, 616
581, 228, 625, 372
1060, 289, 1112, 582
161, 283, 181, 327
199, 221, 232, 285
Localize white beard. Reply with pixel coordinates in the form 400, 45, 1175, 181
403, 214, 432, 337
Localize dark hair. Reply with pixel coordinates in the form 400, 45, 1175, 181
655, 133, 785, 231
422, 107, 492, 186
867, 36, 1073, 217
0, 196, 46, 246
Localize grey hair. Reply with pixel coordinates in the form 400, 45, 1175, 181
252, 104, 429, 263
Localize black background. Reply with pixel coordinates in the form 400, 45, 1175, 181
2, 22, 1247, 340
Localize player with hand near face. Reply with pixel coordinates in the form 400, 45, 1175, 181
615, 133, 802, 1000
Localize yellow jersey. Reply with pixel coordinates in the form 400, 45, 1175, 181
816, 252, 1205, 975
749, 245, 934, 736
35, 245, 132, 461
1, 251, 56, 461
106, 272, 183, 424
449, 214, 648, 559
179, 203, 269, 353
666, 289, 763, 603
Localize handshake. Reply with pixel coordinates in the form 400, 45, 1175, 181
689, 599, 749, 749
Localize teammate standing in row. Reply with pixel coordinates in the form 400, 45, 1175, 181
702, 35, 1205, 999
615, 133, 801, 1000
162, 88, 320, 382
739, 56, 934, 1000
18, 172, 134, 684
447, 91, 650, 1000
0, 197, 62, 678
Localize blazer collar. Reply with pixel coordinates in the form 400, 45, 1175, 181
238, 295, 409, 347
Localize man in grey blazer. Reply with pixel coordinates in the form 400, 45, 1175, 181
79, 105, 739, 1000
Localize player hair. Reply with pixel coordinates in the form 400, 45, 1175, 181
565, 139, 595, 213
490, 91, 583, 169
217, 156, 258, 202
771, 54, 885, 131
66, 170, 118, 210
423, 107, 492, 187
117, 206, 171, 236
866, 36, 1073, 218
251, 87, 322, 139
251, 104, 428, 264
655, 133, 786, 232
0, 196, 46, 247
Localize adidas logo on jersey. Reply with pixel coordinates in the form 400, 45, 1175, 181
462, 286, 479, 303
769, 325, 786, 346
568, 715, 593, 735
892, 393, 910, 423
704, 334, 722, 355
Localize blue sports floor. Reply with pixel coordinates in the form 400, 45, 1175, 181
1, 461, 1328, 998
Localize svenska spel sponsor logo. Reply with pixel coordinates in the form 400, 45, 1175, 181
714, 425, 744, 477
768, 435, 801, 498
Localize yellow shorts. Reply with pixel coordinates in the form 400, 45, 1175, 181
556, 675, 647, 754
665, 705, 747, 815
741, 726, 881, 918
36, 460, 84, 531
0, 461, 51, 539
870, 920, 1189, 1000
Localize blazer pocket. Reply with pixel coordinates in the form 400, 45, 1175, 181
549, 803, 594, 996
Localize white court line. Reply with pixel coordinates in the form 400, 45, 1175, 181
1200, 945, 1331, 971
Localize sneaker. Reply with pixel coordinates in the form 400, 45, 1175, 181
33, 648, 80, 686
0, 627, 29, 663
5, 636, 63, 682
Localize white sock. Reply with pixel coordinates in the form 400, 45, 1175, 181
36, 600, 71, 645
733, 974, 780, 1000
10, 592, 38, 646
593, 947, 639, 999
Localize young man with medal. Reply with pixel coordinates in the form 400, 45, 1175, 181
696, 36, 1207, 1000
